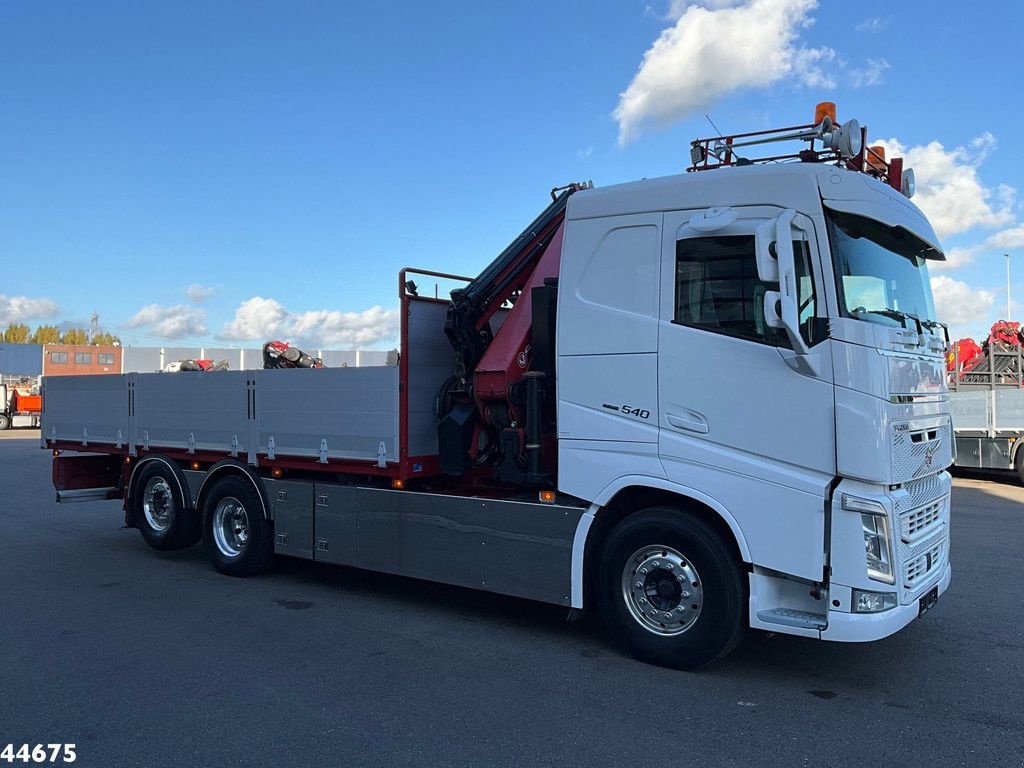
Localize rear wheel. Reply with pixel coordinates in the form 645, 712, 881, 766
599, 508, 746, 670
201, 475, 274, 576
131, 462, 200, 551
1015, 448, 1024, 487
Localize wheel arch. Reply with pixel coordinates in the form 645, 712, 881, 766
1010, 438, 1024, 467
126, 454, 191, 523
195, 460, 271, 520
572, 477, 751, 610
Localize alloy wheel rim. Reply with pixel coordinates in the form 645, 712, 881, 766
142, 477, 174, 532
621, 545, 704, 636
212, 497, 249, 558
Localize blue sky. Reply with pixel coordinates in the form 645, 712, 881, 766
1, 0, 1021, 348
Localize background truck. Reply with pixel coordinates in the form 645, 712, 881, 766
42, 104, 953, 669
1, 379, 42, 430
948, 321, 1024, 483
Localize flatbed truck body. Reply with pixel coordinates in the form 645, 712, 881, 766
949, 344, 1024, 480
43, 108, 954, 668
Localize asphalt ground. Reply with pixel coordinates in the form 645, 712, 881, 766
1, 435, 1022, 768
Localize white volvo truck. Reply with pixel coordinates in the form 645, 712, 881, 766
43, 106, 953, 669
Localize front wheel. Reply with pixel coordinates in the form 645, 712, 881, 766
599, 508, 746, 670
201, 475, 275, 576
0, 414, 10, 430
1015, 449, 1024, 487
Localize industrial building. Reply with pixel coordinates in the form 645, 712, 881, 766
0, 344, 392, 378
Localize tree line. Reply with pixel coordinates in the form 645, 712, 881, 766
2, 323, 120, 346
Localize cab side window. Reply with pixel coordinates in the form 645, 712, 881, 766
674, 235, 816, 347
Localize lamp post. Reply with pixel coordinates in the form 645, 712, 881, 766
1007, 253, 1013, 321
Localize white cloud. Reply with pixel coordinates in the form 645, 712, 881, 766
218, 297, 291, 341
0, 295, 59, 324
218, 297, 399, 347
986, 225, 1024, 250
576, 146, 594, 159
126, 304, 207, 339
931, 275, 995, 332
614, 0, 833, 145
875, 133, 1016, 243
850, 58, 890, 88
290, 307, 400, 346
935, 245, 981, 271
854, 16, 887, 33
185, 284, 215, 303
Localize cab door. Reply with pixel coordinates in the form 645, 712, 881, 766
657, 207, 835, 580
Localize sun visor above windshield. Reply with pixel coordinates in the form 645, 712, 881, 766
823, 198, 944, 261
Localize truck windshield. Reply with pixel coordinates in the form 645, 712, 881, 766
826, 208, 940, 328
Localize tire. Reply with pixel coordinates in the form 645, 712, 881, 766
201, 475, 274, 576
131, 462, 200, 551
598, 508, 746, 670
0, 414, 10, 430
1015, 449, 1024, 487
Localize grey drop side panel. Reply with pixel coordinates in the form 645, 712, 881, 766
950, 390, 989, 432
133, 370, 251, 453
256, 367, 399, 462
994, 389, 1024, 430
406, 299, 456, 458
352, 488, 585, 606
42, 374, 129, 446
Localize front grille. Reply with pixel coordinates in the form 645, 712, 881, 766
905, 540, 944, 590
903, 501, 942, 541
891, 420, 953, 484
898, 473, 950, 512
892, 472, 950, 604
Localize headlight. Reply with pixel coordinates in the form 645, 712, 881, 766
861, 513, 894, 584
843, 494, 895, 585
852, 588, 898, 613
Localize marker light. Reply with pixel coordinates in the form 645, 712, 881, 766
867, 145, 887, 172
391, 478, 405, 489
539, 490, 556, 503
814, 101, 837, 125
271, 467, 284, 479
190, 461, 201, 470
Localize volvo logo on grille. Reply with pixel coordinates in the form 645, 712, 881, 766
917, 439, 942, 474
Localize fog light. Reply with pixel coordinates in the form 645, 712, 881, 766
852, 589, 897, 613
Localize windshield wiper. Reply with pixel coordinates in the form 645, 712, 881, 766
854, 307, 923, 334
920, 318, 949, 344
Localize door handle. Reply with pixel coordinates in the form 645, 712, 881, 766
666, 412, 709, 434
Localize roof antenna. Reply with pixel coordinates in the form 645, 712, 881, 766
704, 113, 724, 139
703, 113, 749, 165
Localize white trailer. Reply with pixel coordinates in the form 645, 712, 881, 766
43, 107, 953, 669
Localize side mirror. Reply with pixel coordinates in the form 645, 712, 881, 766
763, 291, 784, 329
757, 209, 809, 355
754, 210, 794, 283
755, 219, 780, 282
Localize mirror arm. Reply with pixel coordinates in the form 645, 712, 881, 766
773, 210, 810, 355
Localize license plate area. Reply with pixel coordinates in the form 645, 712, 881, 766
918, 585, 939, 616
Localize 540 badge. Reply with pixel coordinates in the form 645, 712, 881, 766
602, 403, 651, 420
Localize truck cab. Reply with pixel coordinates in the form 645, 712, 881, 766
557, 132, 951, 647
